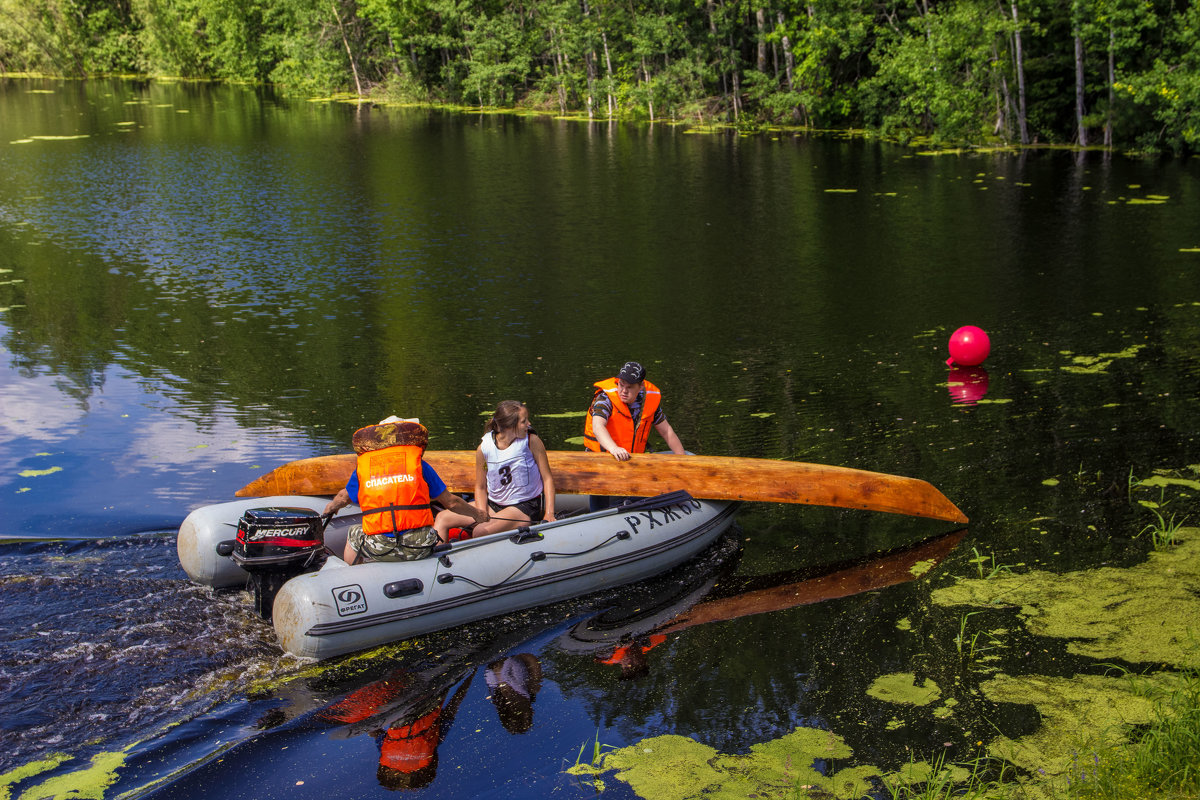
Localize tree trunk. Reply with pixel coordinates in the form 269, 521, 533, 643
331, 0, 363, 97
601, 30, 616, 117
582, 0, 597, 119
641, 58, 655, 121
1080, 31, 1089, 146
1011, 2, 1029, 144
994, 45, 1012, 138
1104, 27, 1114, 147
585, 50, 597, 118
729, 33, 742, 119
549, 26, 568, 114
1080, 5, 1089, 146
777, 11, 795, 93
756, 9, 767, 73
386, 34, 403, 77
704, 0, 733, 116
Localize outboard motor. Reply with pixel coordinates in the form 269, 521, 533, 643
231, 507, 327, 620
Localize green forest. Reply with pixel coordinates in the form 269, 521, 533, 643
1, 0, 1198, 152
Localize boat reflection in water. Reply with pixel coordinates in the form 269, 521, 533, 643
320, 666, 475, 789
303, 527, 964, 790
316, 650, 545, 789
947, 365, 990, 405
557, 527, 968, 675
485, 654, 543, 734
316, 646, 547, 789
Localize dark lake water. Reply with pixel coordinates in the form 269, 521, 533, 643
1, 77, 1199, 799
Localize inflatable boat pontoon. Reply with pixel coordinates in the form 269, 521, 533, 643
178, 491, 738, 660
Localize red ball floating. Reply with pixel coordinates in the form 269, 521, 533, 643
946, 326, 990, 367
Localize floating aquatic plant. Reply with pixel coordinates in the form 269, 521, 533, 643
1127, 470, 1192, 550
1061, 345, 1146, 374
968, 547, 1012, 579
574, 728, 617, 769
868, 673, 941, 706
880, 751, 1005, 800
1137, 505, 1187, 551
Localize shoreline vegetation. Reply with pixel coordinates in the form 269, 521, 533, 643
2, 0, 1198, 156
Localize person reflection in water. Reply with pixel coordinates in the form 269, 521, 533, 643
597, 634, 667, 680
374, 674, 474, 790
484, 654, 543, 734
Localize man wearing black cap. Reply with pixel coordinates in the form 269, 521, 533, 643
583, 361, 686, 461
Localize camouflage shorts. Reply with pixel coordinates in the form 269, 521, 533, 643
346, 524, 437, 562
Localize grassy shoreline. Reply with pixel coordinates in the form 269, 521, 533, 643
1, 72, 1166, 159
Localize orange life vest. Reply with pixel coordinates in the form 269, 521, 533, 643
356, 443, 433, 535
583, 377, 662, 454
319, 674, 412, 724
379, 705, 441, 772
598, 634, 668, 665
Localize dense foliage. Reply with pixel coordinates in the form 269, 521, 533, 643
1, 0, 1197, 151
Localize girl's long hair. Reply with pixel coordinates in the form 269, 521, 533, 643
485, 401, 525, 435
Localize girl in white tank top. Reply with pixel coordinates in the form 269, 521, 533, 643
433, 401, 557, 542
481, 426, 543, 505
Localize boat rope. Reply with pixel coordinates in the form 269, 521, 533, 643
438, 530, 631, 591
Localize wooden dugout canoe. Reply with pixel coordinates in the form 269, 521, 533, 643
235, 451, 968, 525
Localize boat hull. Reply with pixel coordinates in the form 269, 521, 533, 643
177, 492, 738, 660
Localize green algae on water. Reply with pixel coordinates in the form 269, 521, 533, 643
908, 560, 936, 577
932, 700, 957, 719
932, 531, 1200, 665
1137, 474, 1200, 492
867, 673, 941, 706
888, 757, 969, 786
980, 672, 1173, 785
16, 749, 129, 800
569, 729, 876, 800
1, 754, 70, 800
1060, 344, 1146, 374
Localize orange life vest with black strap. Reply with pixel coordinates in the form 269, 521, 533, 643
379, 705, 441, 772
356, 445, 433, 535
598, 634, 668, 665
583, 377, 662, 454
354, 420, 434, 535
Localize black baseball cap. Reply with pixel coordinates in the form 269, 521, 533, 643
617, 361, 646, 383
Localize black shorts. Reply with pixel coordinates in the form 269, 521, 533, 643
488, 494, 545, 522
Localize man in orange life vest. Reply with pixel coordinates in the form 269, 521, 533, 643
584, 361, 686, 461
323, 416, 486, 563
584, 361, 687, 511
374, 673, 473, 790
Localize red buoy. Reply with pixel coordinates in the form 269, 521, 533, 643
946, 326, 991, 367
